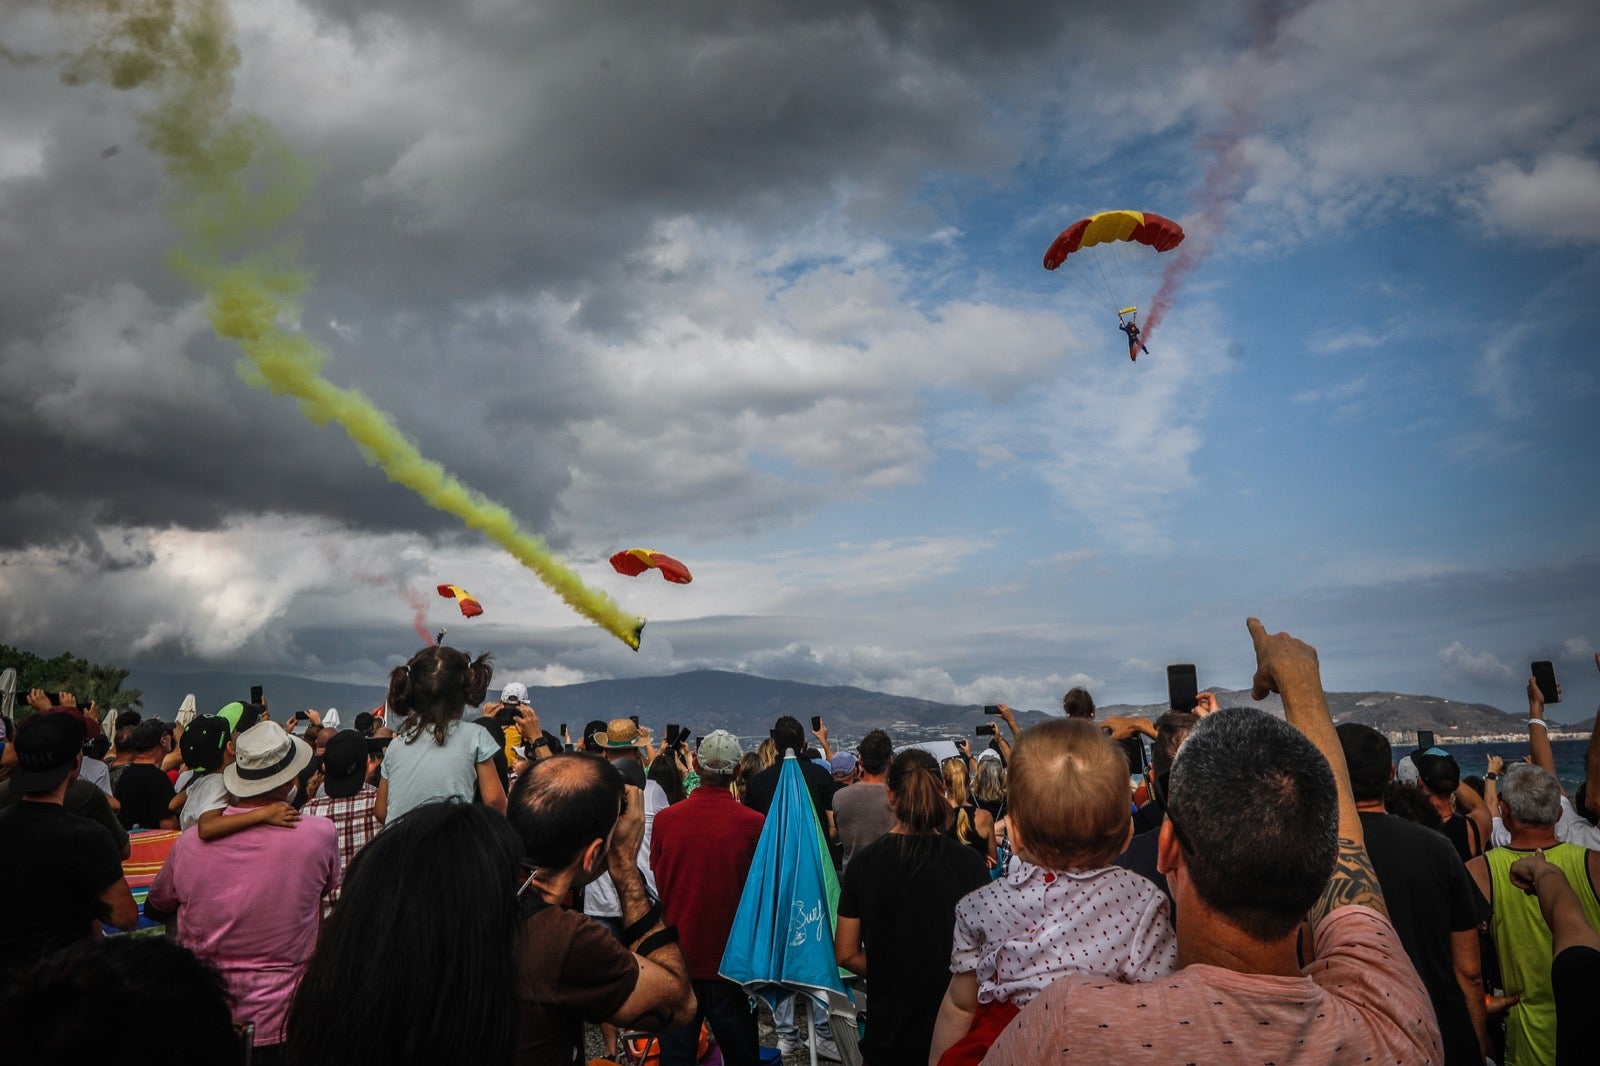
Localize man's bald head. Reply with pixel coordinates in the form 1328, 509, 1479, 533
508, 753, 625, 870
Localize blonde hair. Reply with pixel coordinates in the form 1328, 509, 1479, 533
1008, 719, 1130, 871
756, 737, 778, 772
942, 757, 977, 845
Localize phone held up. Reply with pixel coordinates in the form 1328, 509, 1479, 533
1416, 730, 1436, 751
250, 685, 264, 706
983, 704, 1003, 716
666, 723, 681, 745
811, 715, 823, 733
1166, 664, 1198, 713
1532, 661, 1561, 704
975, 723, 998, 737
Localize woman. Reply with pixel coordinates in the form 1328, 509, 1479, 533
972, 757, 1006, 822
734, 751, 763, 804
647, 747, 687, 805
835, 749, 991, 1066
375, 645, 506, 824
942, 756, 997, 868
283, 802, 522, 1064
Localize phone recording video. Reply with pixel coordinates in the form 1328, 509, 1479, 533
811, 716, 823, 732
250, 685, 264, 705
1166, 664, 1198, 713
976, 723, 998, 737
1532, 661, 1561, 704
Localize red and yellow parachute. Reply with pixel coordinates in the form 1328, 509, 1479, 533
436, 584, 484, 618
609, 549, 693, 585
1042, 210, 1185, 335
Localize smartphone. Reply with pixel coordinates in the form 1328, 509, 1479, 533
560, 722, 568, 735
1166, 664, 1198, 713
1416, 729, 1436, 751
250, 685, 264, 705
811, 715, 823, 732
1532, 661, 1561, 704
976, 723, 998, 737
983, 704, 1003, 716
629, 714, 640, 726
666, 723, 681, 745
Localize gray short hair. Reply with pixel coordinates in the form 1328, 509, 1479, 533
1499, 763, 1561, 827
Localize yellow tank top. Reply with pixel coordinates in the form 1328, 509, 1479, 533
1486, 842, 1600, 1066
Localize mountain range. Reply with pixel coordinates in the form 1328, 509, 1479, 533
123, 666, 1593, 745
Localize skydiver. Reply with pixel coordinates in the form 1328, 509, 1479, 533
1118, 318, 1149, 361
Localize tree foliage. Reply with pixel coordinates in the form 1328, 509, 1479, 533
0, 644, 142, 713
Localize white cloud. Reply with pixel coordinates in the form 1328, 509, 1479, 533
1438, 641, 1515, 684
1466, 154, 1600, 244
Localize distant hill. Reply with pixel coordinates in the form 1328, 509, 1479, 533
125, 666, 1592, 745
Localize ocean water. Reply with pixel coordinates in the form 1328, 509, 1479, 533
1433, 738, 1590, 795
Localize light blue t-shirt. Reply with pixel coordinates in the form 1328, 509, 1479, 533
380, 718, 500, 824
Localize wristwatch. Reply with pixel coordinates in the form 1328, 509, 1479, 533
1485, 772, 1498, 781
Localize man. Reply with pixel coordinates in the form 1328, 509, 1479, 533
833, 729, 895, 870
742, 715, 838, 835
0, 744, 130, 861
987, 618, 1440, 1064
592, 717, 648, 786
1488, 677, 1600, 851
650, 730, 765, 1066
146, 720, 340, 1062
0, 712, 139, 981
112, 719, 178, 830
1466, 762, 1600, 1066
300, 729, 382, 911
507, 753, 696, 1066
1338, 722, 1487, 1065
1505, 849, 1600, 1064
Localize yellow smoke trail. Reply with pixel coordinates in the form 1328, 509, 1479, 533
45, 0, 644, 649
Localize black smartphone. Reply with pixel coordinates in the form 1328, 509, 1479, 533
629, 714, 640, 726
811, 715, 823, 732
1166, 664, 1198, 713
560, 722, 568, 735
976, 723, 997, 736
250, 685, 264, 705
983, 704, 1003, 716
666, 723, 681, 745
1532, 661, 1561, 704
1416, 730, 1436, 751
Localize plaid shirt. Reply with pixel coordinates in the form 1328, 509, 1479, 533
301, 785, 380, 908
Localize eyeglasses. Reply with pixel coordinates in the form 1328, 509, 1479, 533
1152, 769, 1196, 855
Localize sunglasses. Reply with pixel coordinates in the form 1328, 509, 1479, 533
1152, 769, 1196, 855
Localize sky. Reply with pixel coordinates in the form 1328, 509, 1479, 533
2, 0, 1597, 720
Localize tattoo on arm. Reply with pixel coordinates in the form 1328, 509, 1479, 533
1311, 836, 1388, 930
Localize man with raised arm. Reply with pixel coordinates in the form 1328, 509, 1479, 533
983, 618, 1440, 1064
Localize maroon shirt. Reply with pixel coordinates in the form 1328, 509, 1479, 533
650, 784, 764, 980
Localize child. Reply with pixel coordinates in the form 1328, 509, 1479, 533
928, 718, 1176, 1065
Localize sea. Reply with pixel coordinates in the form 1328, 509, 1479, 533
1437, 738, 1589, 795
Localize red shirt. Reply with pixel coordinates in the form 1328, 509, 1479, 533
650, 784, 764, 980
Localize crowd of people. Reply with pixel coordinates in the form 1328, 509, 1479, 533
0, 624, 1597, 1066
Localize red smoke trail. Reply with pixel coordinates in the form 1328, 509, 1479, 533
1145, 0, 1305, 339
319, 541, 435, 645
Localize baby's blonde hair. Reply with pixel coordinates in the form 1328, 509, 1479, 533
1008, 718, 1131, 870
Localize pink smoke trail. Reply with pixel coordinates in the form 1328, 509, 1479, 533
1145, 1, 1305, 339
319, 541, 436, 645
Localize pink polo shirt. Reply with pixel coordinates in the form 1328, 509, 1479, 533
147, 808, 340, 1046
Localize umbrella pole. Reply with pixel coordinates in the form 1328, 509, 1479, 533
806, 996, 819, 1066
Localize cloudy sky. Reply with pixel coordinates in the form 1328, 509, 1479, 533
3, 0, 1597, 719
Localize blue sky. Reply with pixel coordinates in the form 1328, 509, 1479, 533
2, 0, 1597, 720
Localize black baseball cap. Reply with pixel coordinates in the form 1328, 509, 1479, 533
12, 711, 87, 792
179, 715, 231, 773
322, 730, 369, 799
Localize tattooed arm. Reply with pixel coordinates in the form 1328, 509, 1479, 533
1247, 618, 1387, 926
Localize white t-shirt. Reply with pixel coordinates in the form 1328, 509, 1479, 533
380, 719, 501, 824
79, 756, 114, 796
180, 772, 232, 829
584, 779, 669, 918
1491, 794, 1600, 850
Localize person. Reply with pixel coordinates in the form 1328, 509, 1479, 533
835, 748, 989, 1066
300, 729, 382, 912
174, 713, 233, 828
929, 719, 1177, 1065
284, 801, 525, 1065
984, 618, 1440, 1064
1488, 677, 1600, 851
1337, 722, 1488, 1065
1, 936, 245, 1065
113, 718, 178, 830
376, 644, 506, 824
830, 751, 859, 787
834, 729, 896, 870
0, 712, 138, 981
1465, 762, 1600, 1066
742, 715, 838, 836
1118, 316, 1148, 359
1506, 849, 1600, 1066
1406, 745, 1488, 862
507, 753, 696, 1066
0, 744, 130, 861
650, 730, 765, 1066
940, 755, 995, 867
146, 720, 340, 1062
592, 717, 650, 786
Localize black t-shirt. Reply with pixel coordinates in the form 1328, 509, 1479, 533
1359, 811, 1483, 1066
744, 758, 836, 825
1553, 944, 1600, 1066
838, 833, 989, 1066
0, 802, 125, 980
0, 779, 128, 857
113, 762, 176, 830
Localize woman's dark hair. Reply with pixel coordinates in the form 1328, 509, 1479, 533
386, 645, 493, 746
887, 748, 951, 835
1, 937, 241, 1065
735, 751, 762, 803
284, 801, 520, 1065
648, 749, 686, 804
1384, 780, 1443, 829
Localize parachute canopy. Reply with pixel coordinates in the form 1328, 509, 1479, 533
436, 584, 484, 618
1042, 211, 1185, 337
609, 549, 693, 585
